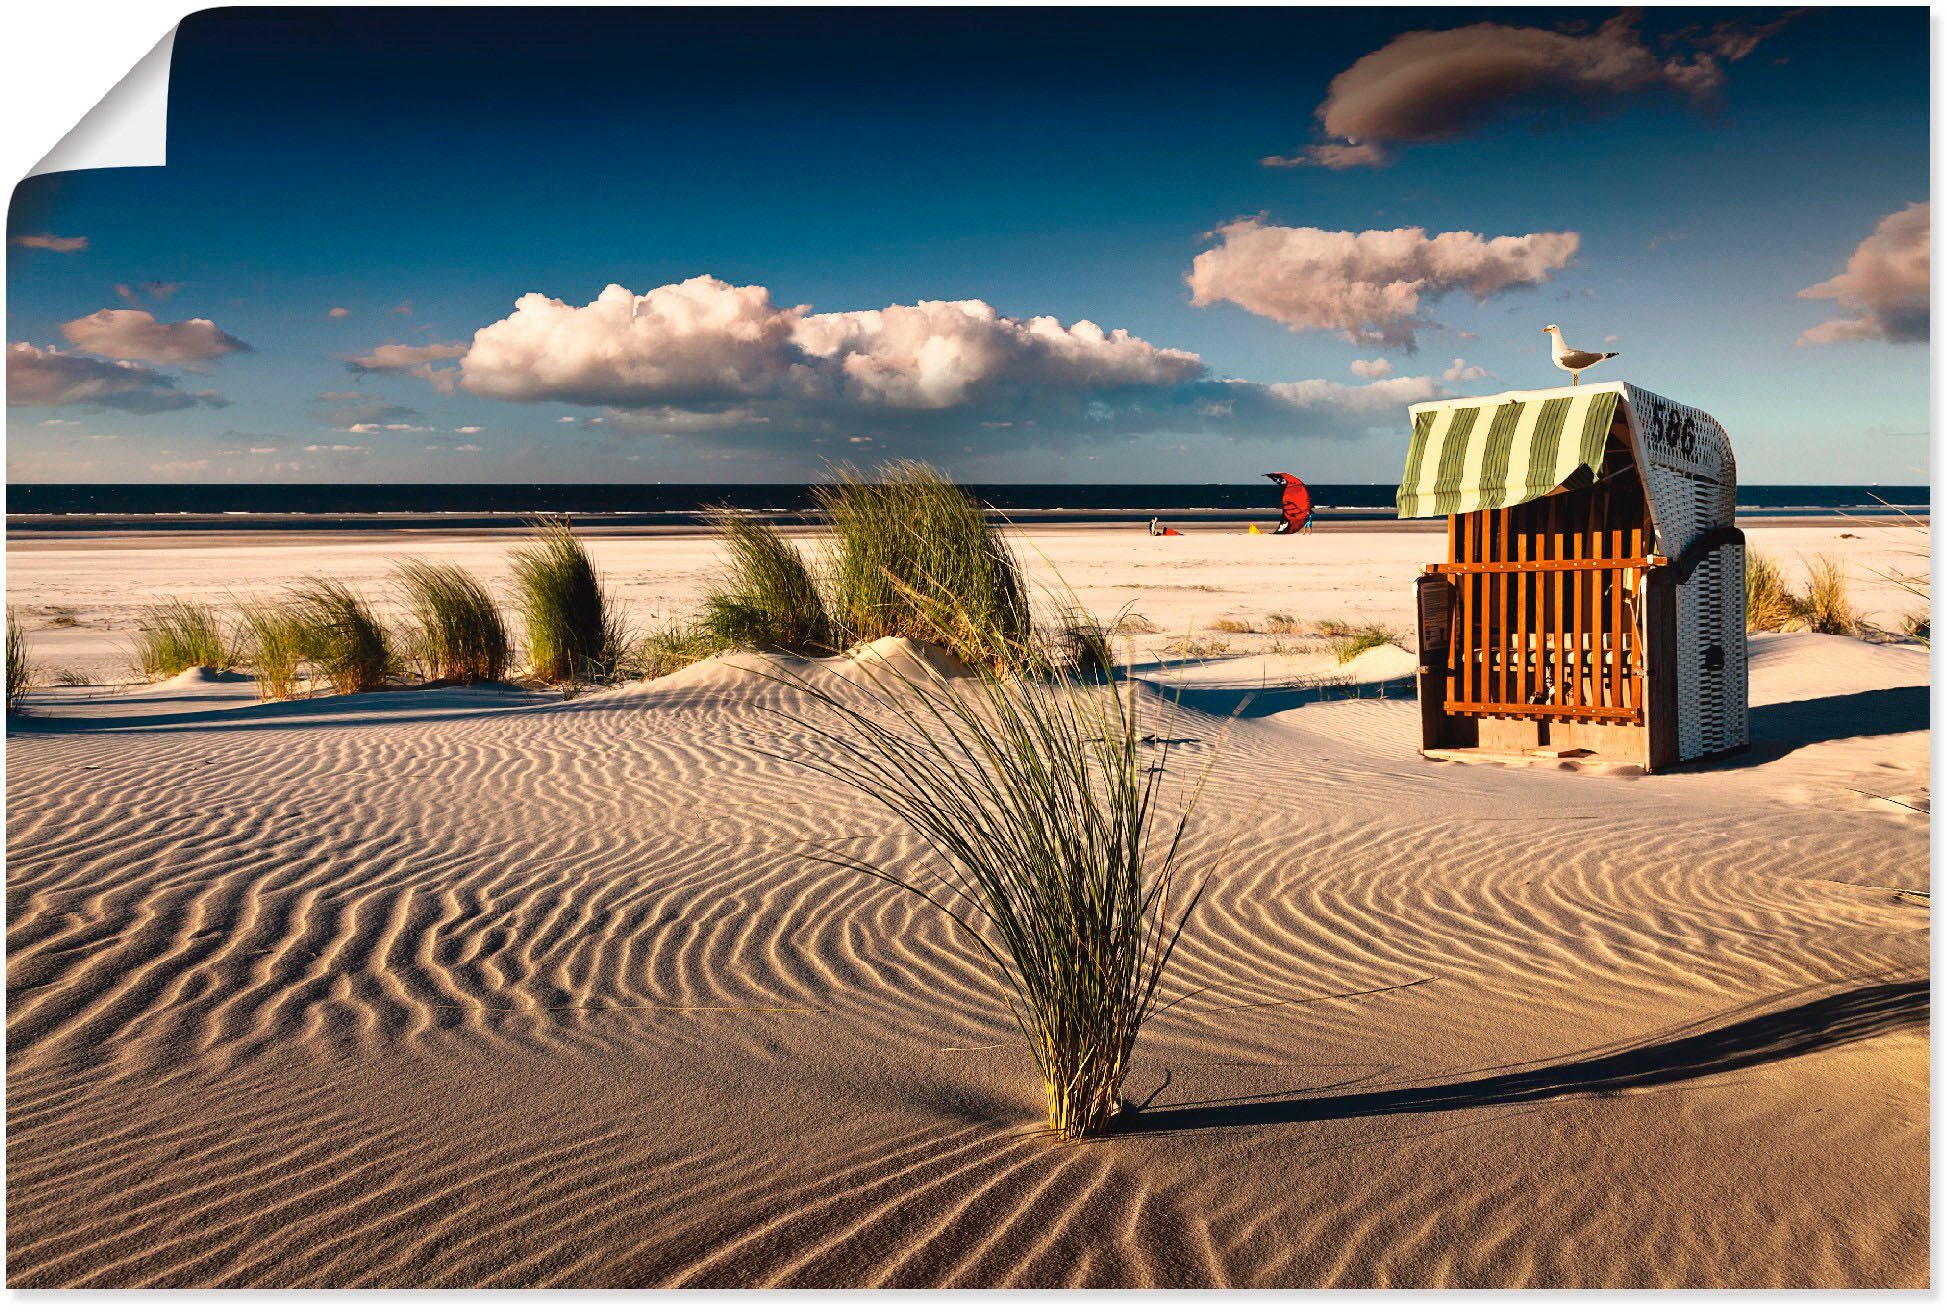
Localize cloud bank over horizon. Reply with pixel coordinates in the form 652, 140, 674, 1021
367, 275, 1445, 454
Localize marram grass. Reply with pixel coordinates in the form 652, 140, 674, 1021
512, 518, 626, 683
699, 511, 835, 654
240, 600, 308, 701
815, 462, 1034, 672
396, 559, 510, 684
1319, 619, 1401, 665
7, 610, 31, 712
290, 579, 394, 694
1744, 552, 1798, 633
1799, 553, 1860, 636
129, 599, 239, 681
765, 652, 1212, 1140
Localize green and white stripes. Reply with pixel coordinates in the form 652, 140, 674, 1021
1395, 385, 1622, 518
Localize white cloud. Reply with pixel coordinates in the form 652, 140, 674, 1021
1443, 357, 1488, 382
346, 341, 467, 393
1261, 374, 1442, 414
408, 274, 1457, 454
6, 341, 228, 413
8, 233, 87, 252
59, 309, 251, 365
327, 306, 352, 319
1188, 218, 1578, 349
453, 425, 483, 434
1798, 202, 1929, 346
458, 276, 1201, 414
453, 443, 482, 453
1349, 357, 1394, 379
303, 443, 371, 455
1272, 13, 1792, 169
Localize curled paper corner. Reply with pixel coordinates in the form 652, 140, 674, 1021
27, 26, 178, 178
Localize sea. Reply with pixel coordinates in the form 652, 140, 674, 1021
4, 484, 1930, 532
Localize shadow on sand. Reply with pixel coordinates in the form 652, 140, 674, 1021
1124, 978, 1926, 1135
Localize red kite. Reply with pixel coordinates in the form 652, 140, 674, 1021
1264, 472, 1313, 534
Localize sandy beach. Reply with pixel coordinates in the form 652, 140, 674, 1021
5, 520, 1929, 1287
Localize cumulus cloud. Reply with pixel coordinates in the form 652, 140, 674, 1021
60, 309, 251, 365
458, 275, 1203, 415
421, 274, 1452, 454
1188, 219, 1578, 349
8, 233, 87, 252
1349, 357, 1394, 379
1443, 357, 1489, 382
346, 341, 468, 393
6, 342, 228, 413
327, 306, 352, 319
1260, 374, 1441, 414
1797, 202, 1929, 346
1270, 13, 1793, 169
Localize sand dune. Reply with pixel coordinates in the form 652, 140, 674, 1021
5, 526, 1929, 1287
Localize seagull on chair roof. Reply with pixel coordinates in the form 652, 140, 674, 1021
1544, 325, 1619, 386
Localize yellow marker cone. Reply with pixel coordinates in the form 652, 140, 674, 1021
1247, 523, 1261, 535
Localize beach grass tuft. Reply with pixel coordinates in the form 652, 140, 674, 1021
816, 462, 1033, 672
698, 512, 835, 654
396, 559, 510, 684
1744, 552, 1799, 632
290, 580, 393, 694
637, 621, 730, 679
766, 657, 1209, 1140
1799, 553, 1860, 636
240, 600, 310, 701
512, 518, 626, 683
130, 599, 239, 680
1319, 619, 1400, 664
1054, 611, 1116, 676
7, 611, 31, 712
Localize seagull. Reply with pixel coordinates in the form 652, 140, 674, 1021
1543, 324, 1618, 385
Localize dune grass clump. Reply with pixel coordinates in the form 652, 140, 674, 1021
396, 559, 509, 684
290, 580, 393, 694
1799, 553, 1860, 636
1319, 619, 1400, 665
637, 621, 730, 679
130, 599, 238, 681
770, 658, 1209, 1140
7, 611, 31, 712
240, 601, 309, 701
1051, 611, 1116, 677
698, 512, 835, 654
512, 519, 626, 683
816, 462, 1033, 672
1744, 552, 1799, 633
1209, 617, 1256, 635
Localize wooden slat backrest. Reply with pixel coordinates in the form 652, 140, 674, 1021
1436, 459, 1651, 725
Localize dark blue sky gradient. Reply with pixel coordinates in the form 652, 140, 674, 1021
6, 7, 1930, 483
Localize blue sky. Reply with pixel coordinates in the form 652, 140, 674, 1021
5, 6, 1930, 484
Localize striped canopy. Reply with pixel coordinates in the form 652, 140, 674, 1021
1396, 384, 1622, 518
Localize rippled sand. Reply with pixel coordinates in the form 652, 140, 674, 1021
5, 527, 1930, 1287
